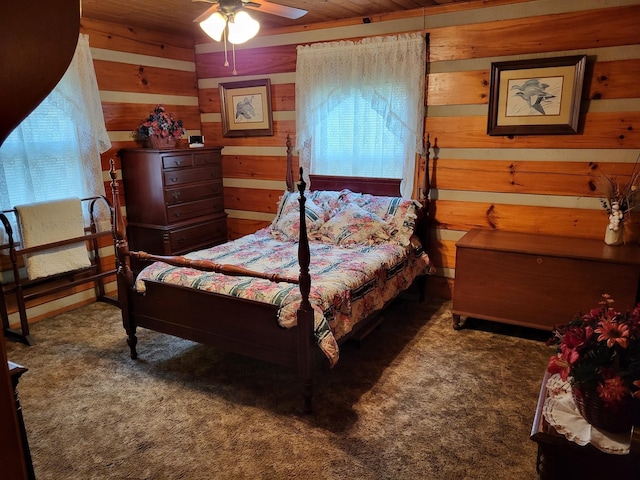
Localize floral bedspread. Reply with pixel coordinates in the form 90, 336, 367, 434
134, 228, 432, 367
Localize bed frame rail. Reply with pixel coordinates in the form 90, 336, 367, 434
130, 251, 299, 285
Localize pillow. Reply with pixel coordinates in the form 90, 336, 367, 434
337, 191, 418, 246
270, 197, 326, 241
308, 189, 347, 216
271, 189, 340, 226
270, 190, 300, 228
318, 203, 391, 246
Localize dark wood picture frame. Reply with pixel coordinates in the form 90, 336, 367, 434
219, 78, 274, 137
487, 55, 586, 136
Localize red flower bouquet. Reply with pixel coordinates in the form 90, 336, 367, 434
547, 294, 640, 431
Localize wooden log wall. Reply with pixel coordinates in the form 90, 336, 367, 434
193, 0, 640, 300
424, 1, 640, 299
8, 0, 640, 324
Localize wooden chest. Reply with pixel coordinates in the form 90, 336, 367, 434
451, 229, 640, 330
119, 147, 227, 255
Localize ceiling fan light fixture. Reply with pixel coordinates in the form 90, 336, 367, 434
199, 11, 226, 42
227, 11, 260, 45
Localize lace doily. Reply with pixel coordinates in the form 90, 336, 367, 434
543, 374, 631, 455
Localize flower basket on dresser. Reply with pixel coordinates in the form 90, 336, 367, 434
133, 104, 185, 148
147, 135, 176, 149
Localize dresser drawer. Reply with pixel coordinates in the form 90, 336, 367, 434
166, 198, 224, 223
161, 154, 193, 170
169, 218, 227, 253
194, 152, 221, 167
163, 165, 222, 186
165, 181, 223, 205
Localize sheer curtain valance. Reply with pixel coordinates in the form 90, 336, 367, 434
0, 33, 110, 211
295, 33, 426, 198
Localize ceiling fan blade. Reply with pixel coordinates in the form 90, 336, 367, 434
193, 3, 220, 23
246, 1, 308, 20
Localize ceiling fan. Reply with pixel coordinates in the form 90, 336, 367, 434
193, 0, 307, 74
194, 0, 308, 24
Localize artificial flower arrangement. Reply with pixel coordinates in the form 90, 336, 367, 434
547, 294, 640, 430
134, 104, 185, 140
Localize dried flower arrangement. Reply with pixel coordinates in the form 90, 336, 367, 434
595, 156, 640, 233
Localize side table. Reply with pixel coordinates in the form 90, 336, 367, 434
530, 371, 640, 479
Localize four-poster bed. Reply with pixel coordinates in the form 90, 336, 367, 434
110, 135, 432, 412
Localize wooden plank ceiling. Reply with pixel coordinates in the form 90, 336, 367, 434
81, 0, 478, 36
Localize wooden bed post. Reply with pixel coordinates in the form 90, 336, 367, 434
422, 134, 431, 208
285, 134, 295, 193
420, 133, 431, 250
415, 134, 431, 301
109, 160, 138, 359
296, 167, 314, 413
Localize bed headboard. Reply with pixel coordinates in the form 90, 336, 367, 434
309, 175, 401, 196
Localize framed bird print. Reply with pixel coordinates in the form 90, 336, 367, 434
487, 55, 586, 135
219, 78, 274, 137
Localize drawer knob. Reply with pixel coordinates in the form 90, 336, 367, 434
178, 236, 186, 244
174, 159, 183, 167
536, 257, 543, 264
172, 191, 181, 200
170, 176, 178, 183
174, 211, 182, 217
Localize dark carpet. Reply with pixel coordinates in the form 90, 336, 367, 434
6, 294, 553, 479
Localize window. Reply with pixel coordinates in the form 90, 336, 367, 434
296, 33, 426, 198
1, 98, 88, 207
312, 83, 411, 179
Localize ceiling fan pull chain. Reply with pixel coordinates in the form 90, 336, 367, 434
232, 43, 238, 75
223, 28, 230, 68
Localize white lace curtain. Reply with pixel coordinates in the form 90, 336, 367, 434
295, 33, 426, 198
0, 33, 111, 211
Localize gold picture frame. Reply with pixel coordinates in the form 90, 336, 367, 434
219, 78, 274, 137
487, 55, 586, 136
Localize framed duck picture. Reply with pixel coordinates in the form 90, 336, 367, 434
219, 78, 274, 137
487, 55, 587, 136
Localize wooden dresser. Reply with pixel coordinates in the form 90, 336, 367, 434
452, 229, 640, 330
119, 147, 227, 255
